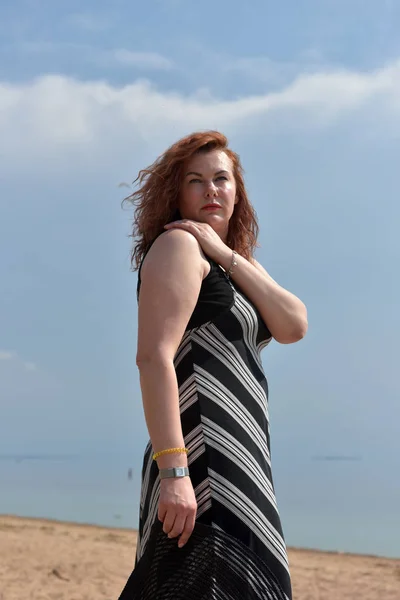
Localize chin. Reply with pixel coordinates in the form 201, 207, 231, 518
201, 212, 224, 222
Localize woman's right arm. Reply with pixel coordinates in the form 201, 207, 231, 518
136, 229, 207, 547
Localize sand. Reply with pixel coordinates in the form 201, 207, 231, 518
1, 514, 399, 600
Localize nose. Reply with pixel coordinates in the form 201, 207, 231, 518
204, 181, 218, 198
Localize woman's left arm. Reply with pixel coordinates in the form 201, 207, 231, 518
224, 252, 308, 344
164, 220, 308, 344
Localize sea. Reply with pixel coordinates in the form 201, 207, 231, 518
1, 452, 399, 559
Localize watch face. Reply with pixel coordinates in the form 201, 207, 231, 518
176, 467, 184, 476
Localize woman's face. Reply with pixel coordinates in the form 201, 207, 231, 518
178, 150, 237, 240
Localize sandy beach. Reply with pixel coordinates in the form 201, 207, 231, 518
1, 514, 399, 600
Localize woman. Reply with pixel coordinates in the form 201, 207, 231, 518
118, 131, 307, 600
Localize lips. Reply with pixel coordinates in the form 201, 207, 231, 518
202, 204, 222, 210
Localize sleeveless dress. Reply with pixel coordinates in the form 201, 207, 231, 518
118, 254, 292, 600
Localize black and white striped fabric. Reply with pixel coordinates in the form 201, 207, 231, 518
120, 258, 292, 600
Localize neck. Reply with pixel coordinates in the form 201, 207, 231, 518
214, 223, 229, 244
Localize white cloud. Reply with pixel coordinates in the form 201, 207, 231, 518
222, 56, 297, 86
0, 350, 17, 360
298, 47, 326, 64
0, 58, 399, 173
0, 351, 36, 372
11, 41, 174, 71
14, 41, 82, 54
271, 61, 400, 114
112, 50, 173, 70
66, 12, 112, 32
24, 362, 37, 372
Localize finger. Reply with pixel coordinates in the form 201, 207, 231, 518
164, 221, 195, 230
167, 514, 187, 539
178, 511, 196, 548
165, 219, 203, 228
164, 223, 201, 238
162, 511, 176, 535
158, 505, 167, 523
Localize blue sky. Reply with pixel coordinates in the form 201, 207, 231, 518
1, 0, 399, 473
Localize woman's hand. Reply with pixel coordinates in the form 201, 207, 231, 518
164, 220, 231, 267
158, 476, 198, 548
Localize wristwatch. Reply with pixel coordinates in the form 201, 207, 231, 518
159, 466, 189, 479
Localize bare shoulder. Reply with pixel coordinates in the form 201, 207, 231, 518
150, 228, 200, 255
142, 229, 209, 280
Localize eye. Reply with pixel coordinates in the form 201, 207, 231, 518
189, 178, 201, 184
216, 176, 228, 181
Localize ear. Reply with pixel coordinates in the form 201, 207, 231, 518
234, 195, 239, 205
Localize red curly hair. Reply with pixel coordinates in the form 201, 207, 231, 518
125, 130, 259, 270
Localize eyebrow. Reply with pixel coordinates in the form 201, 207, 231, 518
185, 169, 229, 177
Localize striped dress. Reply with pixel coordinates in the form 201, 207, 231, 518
118, 255, 292, 600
